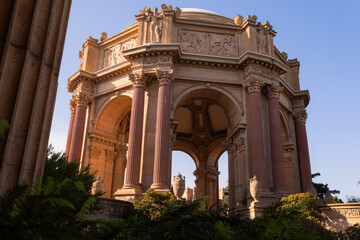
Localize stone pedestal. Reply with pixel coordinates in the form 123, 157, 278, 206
114, 184, 143, 201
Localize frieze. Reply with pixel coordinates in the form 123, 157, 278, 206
334, 208, 360, 217
103, 38, 137, 68
180, 30, 235, 57
132, 55, 172, 67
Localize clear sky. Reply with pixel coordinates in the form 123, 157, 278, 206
49, 0, 360, 201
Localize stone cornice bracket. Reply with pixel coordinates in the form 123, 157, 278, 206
128, 72, 147, 88
156, 69, 174, 86
69, 98, 76, 113
266, 82, 283, 99
74, 92, 91, 106
243, 77, 265, 94
292, 93, 310, 110
293, 110, 308, 124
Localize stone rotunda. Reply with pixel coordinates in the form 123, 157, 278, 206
66, 5, 312, 215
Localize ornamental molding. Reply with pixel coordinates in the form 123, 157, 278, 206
131, 54, 173, 68
283, 144, 295, 153
89, 132, 123, 146
156, 69, 174, 86
69, 98, 76, 113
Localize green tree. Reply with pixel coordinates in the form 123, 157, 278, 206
0, 146, 102, 240
312, 172, 341, 201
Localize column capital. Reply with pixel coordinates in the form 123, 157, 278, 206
156, 69, 174, 86
266, 83, 283, 99
128, 72, 147, 88
243, 77, 265, 94
74, 92, 91, 106
69, 98, 76, 113
293, 110, 308, 124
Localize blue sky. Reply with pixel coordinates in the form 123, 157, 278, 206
49, 0, 360, 201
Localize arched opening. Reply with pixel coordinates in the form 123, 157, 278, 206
172, 87, 242, 207
88, 95, 132, 198
217, 151, 229, 207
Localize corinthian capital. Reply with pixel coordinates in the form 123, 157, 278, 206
69, 98, 76, 113
75, 92, 90, 106
243, 77, 264, 94
293, 110, 308, 124
128, 72, 147, 88
267, 83, 283, 99
156, 69, 174, 86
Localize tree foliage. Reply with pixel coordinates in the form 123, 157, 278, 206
0, 146, 101, 240
312, 172, 341, 201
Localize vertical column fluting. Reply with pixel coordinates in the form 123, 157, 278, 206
68, 93, 89, 163
65, 98, 76, 155
294, 111, 312, 192
243, 77, 267, 188
111, 145, 127, 196
151, 69, 174, 190
124, 73, 146, 186
267, 83, 287, 191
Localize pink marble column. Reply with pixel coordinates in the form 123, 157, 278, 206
124, 73, 146, 187
243, 78, 267, 188
68, 93, 89, 163
151, 69, 174, 191
294, 110, 312, 192
267, 84, 287, 191
65, 98, 76, 155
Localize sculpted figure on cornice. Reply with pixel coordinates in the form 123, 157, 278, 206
103, 38, 138, 68
180, 30, 235, 57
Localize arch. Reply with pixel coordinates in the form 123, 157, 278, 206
279, 109, 290, 143
172, 85, 242, 130
95, 94, 132, 138
207, 141, 227, 168
172, 143, 200, 168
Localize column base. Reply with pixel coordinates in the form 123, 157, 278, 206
150, 183, 171, 193
114, 184, 144, 202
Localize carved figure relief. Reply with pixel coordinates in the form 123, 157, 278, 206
103, 38, 138, 68
180, 30, 235, 57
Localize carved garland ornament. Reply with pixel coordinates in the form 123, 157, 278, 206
156, 69, 174, 86
180, 30, 235, 57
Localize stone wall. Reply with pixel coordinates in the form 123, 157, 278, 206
88, 197, 134, 220
321, 203, 360, 232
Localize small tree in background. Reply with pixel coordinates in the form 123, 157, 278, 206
312, 172, 341, 202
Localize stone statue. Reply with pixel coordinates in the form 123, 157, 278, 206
148, 9, 162, 43
92, 176, 104, 194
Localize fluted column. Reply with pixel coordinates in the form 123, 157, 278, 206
267, 83, 287, 192
151, 69, 174, 191
124, 73, 146, 187
65, 98, 76, 155
294, 110, 312, 192
243, 77, 267, 187
68, 93, 89, 163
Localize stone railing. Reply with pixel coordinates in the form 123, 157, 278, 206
321, 203, 360, 232
88, 197, 134, 220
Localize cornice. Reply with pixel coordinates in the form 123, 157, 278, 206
98, 22, 138, 47
88, 132, 123, 146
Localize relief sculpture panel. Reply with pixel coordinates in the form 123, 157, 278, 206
180, 30, 236, 57
103, 38, 138, 68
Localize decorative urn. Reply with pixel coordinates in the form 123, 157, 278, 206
173, 172, 185, 199
249, 176, 262, 202
91, 176, 104, 194
235, 184, 246, 206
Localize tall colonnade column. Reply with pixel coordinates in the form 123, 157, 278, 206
267, 83, 287, 192
0, 0, 72, 194
68, 93, 90, 162
151, 69, 174, 191
65, 98, 76, 155
294, 110, 312, 192
243, 77, 267, 188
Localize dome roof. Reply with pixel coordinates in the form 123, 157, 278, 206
178, 8, 233, 24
